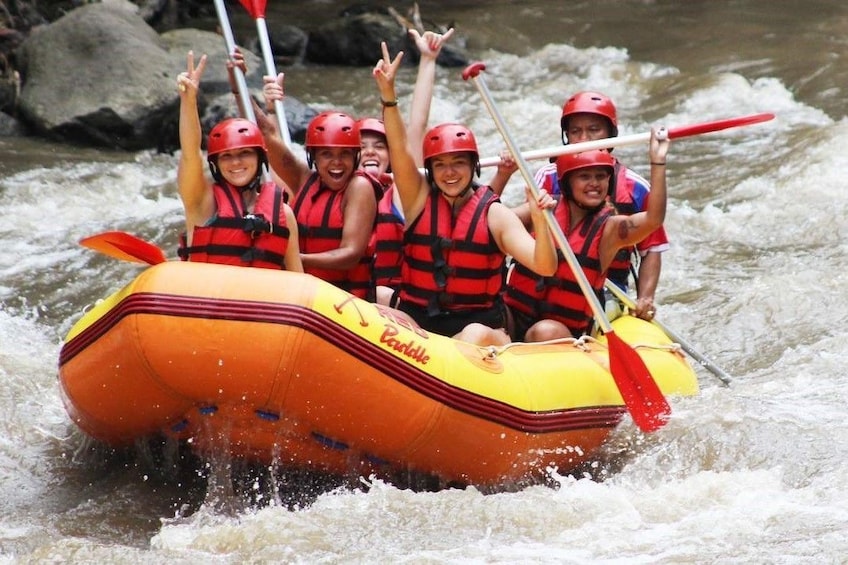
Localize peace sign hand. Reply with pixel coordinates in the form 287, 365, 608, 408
372, 41, 404, 101
177, 50, 207, 97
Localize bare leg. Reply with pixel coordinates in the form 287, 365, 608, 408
453, 323, 511, 347
525, 319, 571, 342
376, 285, 396, 306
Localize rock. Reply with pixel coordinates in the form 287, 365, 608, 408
306, 11, 407, 67
14, 1, 316, 151
17, 1, 179, 149
159, 27, 265, 97
305, 7, 468, 68
0, 110, 28, 136
5, 1, 465, 149
252, 24, 309, 67
161, 29, 315, 148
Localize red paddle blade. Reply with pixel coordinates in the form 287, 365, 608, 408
668, 112, 774, 139
79, 231, 167, 265
606, 331, 672, 432
238, 0, 266, 18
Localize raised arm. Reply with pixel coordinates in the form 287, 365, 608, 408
260, 73, 312, 194
491, 187, 557, 276
407, 28, 454, 167
373, 42, 429, 222
600, 127, 670, 269
176, 51, 213, 237
487, 148, 519, 196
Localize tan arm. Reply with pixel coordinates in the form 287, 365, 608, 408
176, 51, 214, 243
373, 42, 430, 223
261, 73, 312, 195
600, 128, 670, 270
407, 29, 455, 167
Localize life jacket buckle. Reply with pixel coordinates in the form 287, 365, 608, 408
243, 213, 272, 238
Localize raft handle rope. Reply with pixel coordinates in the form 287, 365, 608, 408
480, 336, 588, 360
479, 336, 682, 360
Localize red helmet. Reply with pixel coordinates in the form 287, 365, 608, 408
206, 118, 267, 157
305, 111, 360, 148
422, 123, 479, 163
356, 117, 386, 138
556, 150, 615, 182
560, 91, 619, 138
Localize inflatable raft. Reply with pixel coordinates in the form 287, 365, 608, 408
58, 261, 698, 487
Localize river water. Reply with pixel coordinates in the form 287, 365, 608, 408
2, 0, 847, 562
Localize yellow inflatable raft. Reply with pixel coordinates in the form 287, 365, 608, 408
58, 261, 698, 487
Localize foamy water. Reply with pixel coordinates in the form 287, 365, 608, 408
2, 1, 847, 562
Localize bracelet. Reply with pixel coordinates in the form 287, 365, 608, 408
380, 98, 398, 107
651, 162, 666, 166
231, 90, 238, 95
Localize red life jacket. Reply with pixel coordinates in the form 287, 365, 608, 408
400, 185, 504, 315
179, 181, 291, 269
372, 184, 404, 287
292, 171, 378, 300
544, 160, 638, 288
505, 199, 612, 337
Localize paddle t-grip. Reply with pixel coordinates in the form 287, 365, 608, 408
461, 62, 487, 81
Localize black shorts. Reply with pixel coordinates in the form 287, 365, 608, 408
505, 305, 536, 342
398, 301, 505, 338
505, 305, 590, 341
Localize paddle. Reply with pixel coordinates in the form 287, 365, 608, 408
604, 281, 733, 386
79, 231, 167, 265
237, 0, 293, 146
463, 62, 671, 432
478, 112, 774, 168
212, 0, 257, 123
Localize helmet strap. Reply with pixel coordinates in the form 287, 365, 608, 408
208, 158, 223, 184
437, 182, 474, 206
426, 159, 476, 202
241, 174, 262, 194
209, 155, 264, 193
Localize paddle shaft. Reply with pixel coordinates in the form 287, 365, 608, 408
251, 13, 292, 146
212, 0, 256, 123
604, 281, 733, 386
477, 112, 774, 168
465, 67, 613, 333
464, 62, 671, 432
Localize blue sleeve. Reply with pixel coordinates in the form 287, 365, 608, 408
629, 176, 651, 211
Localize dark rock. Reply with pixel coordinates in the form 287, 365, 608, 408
305, 7, 468, 68
2, 0, 466, 149
253, 24, 308, 67
0, 110, 28, 136
13, 1, 317, 152
17, 1, 179, 149
306, 12, 406, 67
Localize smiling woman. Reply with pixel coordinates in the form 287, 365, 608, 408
215, 147, 260, 184
260, 105, 381, 300
7, 1, 848, 561
175, 49, 303, 272
371, 43, 560, 347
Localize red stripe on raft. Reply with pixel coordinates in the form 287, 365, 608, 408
59, 293, 625, 433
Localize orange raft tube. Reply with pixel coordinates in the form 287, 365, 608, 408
58, 261, 699, 487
